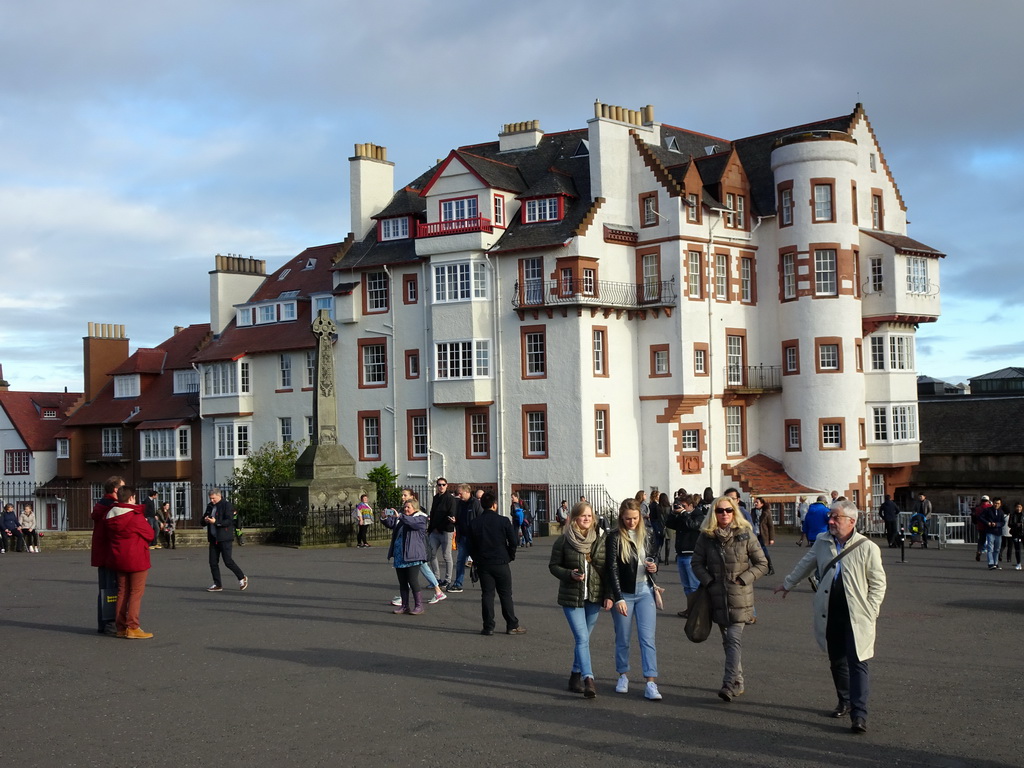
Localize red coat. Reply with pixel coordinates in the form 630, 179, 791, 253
90, 494, 118, 568
104, 503, 153, 573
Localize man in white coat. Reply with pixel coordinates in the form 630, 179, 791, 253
774, 500, 886, 734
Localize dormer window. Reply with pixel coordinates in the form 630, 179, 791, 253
380, 217, 410, 241
258, 305, 276, 324
524, 197, 562, 223
237, 307, 254, 326
278, 269, 291, 281
114, 374, 140, 399
304, 258, 316, 270
42, 408, 58, 419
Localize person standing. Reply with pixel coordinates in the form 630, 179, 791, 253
143, 490, 162, 549
204, 489, 248, 592
548, 501, 606, 698
426, 478, 456, 585
1, 503, 27, 553
90, 476, 124, 634
691, 495, 769, 702
1007, 503, 1023, 571
664, 498, 703, 618
606, 498, 662, 701
980, 498, 1006, 570
382, 497, 429, 615
878, 495, 900, 548
354, 494, 373, 547
775, 500, 887, 734
448, 484, 482, 593
972, 496, 993, 561
19, 504, 40, 553
796, 496, 809, 546
913, 493, 933, 548
803, 496, 831, 545
467, 492, 524, 636
105, 486, 156, 639
752, 497, 776, 575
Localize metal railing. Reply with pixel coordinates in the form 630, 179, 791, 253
724, 365, 782, 390
416, 216, 493, 238
512, 278, 677, 310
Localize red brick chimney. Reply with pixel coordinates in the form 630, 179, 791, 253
83, 323, 129, 402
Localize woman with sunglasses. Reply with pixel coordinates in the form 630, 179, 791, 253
691, 495, 769, 702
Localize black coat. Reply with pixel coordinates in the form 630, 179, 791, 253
605, 530, 656, 601
204, 499, 235, 543
467, 509, 516, 565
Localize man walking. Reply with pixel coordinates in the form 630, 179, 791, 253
467, 492, 524, 636
448, 483, 481, 593
426, 477, 456, 586
775, 500, 887, 734
90, 475, 124, 634
204, 489, 248, 592
878, 495, 900, 548
980, 497, 1006, 571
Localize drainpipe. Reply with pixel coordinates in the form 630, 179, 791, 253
705, 209, 723, 487
422, 259, 435, 484
485, 251, 504, 500
374, 267, 397, 475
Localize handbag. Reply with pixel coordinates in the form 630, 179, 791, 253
684, 585, 712, 643
808, 537, 866, 592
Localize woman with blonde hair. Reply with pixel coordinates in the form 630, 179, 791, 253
605, 498, 661, 700
382, 497, 429, 615
549, 501, 607, 698
691, 495, 769, 702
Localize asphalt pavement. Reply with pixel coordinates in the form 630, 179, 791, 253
3, 536, 1021, 767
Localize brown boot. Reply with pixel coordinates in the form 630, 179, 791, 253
583, 677, 597, 699
568, 672, 584, 693
126, 627, 154, 639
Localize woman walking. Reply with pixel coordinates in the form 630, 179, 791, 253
691, 495, 769, 701
752, 497, 776, 575
548, 501, 606, 699
382, 498, 429, 615
606, 498, 662, 701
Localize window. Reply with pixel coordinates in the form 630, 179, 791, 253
306, 416, 314, 442
56, 438, 70, 459
365, 272, 389, 313
872, 407, 888, 441
814, 249, 837, 296
890, 335, 915, 370
473, 262, 487, 298
821, 422, 843, 449
871, 194, 883, 230
870, 336, 885, 370
783, 341, 800, 375
727, 334, 745, 386
408, 411, 428, 460
522, 326, 546, 378
174, 369, 199, 394
651, 345, 670, 377
405, 350, 420, 380
305, 350, 315, 388
525, 197, 560, 223
102, 427, 122, 457
640, 251, 661, 302
694, 345, 708, 375
203, 362, 238, 396
870, 257, 883, 293
237, 307, 254, 326
782, 252, 796, 300
786, 422, 801, 451
493, 195, 505, 227
314, 295, 334, 320
434, 262, 487, 303
380, 217, 409, 240
680, 429, 699, 451
907, 257, 929, 294
725, 193, 735, 227
113, 375, 140, 398
851, 181, 859, 225
891, 404, 917, 441
467, 408, 490, 459
869, 153, 877, 172
215, 423, 249, 458
43, 409, 56, 420
523, 405, 548, 458
740, 257, 753, 302
855, 339, 863, 372
520, 257, 544, 305
359, 412, 381, 461
593, 327, 608, 376
280, 417, 293, 445
813, 182, 834, 222
178, 427, 190, 458
280, 301, 297, 321
240, 360, 250, 393
715, 254, 728, 299
582, 268, 595, 296
4, 450, 29, 474
640, 192, 658, 227
726, 406, 743, 455
141, 429, 175, 460
258, 304, 276, 324
279, 354, 292, 389
779, 185, 794, 226
441, 196, 478, 225
687, 251, 703, 298
359, 340, 387, 388
435, 340, 490, 379
818, 342, 840, 371
686, 192, 699, 222
726, 193, 745, 229
595, 406, 610, 456
403, 274, 418, 304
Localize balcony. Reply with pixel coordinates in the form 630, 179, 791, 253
512, 278, 677, 311
723, 365, 782, 393
84, 443, 134, 464
416, 216, 493, 238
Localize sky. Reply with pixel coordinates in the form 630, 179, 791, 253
1, 0, 1020, 392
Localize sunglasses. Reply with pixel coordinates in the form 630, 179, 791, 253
715, 507, 734, 514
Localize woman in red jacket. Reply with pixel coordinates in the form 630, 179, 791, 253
105, 486, 156, 639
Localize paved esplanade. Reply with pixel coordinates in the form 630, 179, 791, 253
4, 540, 1020, 767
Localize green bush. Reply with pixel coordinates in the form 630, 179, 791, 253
366, 464, 400, 511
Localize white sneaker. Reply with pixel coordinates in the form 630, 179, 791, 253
645, 681, 663, 701
615, 674, 629, 694
1016, 564, 1022, 571
391, 596, 403, 606
428, 592, 447, 604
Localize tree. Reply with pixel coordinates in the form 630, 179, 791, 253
366, 464, 400, 511
229, 441, 304, 525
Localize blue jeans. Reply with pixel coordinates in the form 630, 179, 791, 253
987, 532, 1003, 566
563, 603, 601, 679
612, 583, 657, 677
452, 538, 471, 588
676, 554, 700, 595
419, 563, 439, 589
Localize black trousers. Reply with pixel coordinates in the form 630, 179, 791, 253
476, 561, 519, 632
97, 566, 118, 631
826, 576, 870, 719
884, 519, 898, 547
209, 540, 245, 587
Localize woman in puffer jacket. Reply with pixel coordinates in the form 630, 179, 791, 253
548, 501, 606, 699
382, 498, 429, 615
104, 486, 156, 639
691, 495, 769, 702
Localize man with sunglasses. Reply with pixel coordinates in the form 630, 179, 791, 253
774, 500, 886, 735
427, 477, 456, 587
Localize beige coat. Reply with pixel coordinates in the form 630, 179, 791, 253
782, 531, 886, 660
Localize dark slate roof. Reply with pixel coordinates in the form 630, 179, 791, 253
693, 152, 730, 187
0, 391, 82, 451
336, 227, 421, 271
861, 230, 946, 257
658, 124, 731, 161
919, 396, 1024, 454
456, 152, 527, 193
248, 243, 346, 303
517, 168, 577, 199
971, 367, 1024, 380
373, 186, 427, 219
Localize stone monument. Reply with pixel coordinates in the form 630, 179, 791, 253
290, 310, 375, 508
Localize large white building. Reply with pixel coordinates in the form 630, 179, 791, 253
197, 102, 943, 521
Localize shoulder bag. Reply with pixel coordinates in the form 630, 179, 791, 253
684, 584, 712, 643
808, 537, 866, 592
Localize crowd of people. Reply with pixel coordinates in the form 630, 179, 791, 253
971, 495, 1024, 570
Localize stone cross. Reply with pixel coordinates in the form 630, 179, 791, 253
311, 309, 338, 446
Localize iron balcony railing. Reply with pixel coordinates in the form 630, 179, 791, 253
723, 365, 783, 391
512, 277, 677, 310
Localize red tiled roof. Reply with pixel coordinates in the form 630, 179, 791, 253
0, 391, 83, 451
109, 348, 166, 375
724, 453, 819, 496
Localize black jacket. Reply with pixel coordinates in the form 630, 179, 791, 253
664, 509, 704, 555
427, 492, 456, 534
455, 497, 482, 536
605, 530, 656, 601
204, 499, 235, 543
467, 509, 517, 565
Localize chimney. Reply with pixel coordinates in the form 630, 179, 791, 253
83, 323, 130, 402
209, 254, 266, 335
499, 120, 543, 152
0, 363, 9, 392
349, 143, 394, 241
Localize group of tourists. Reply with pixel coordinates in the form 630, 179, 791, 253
1, 501, 40, 553
971, 495, 1024, 570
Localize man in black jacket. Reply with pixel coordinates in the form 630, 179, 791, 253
878, 495, 900, 548
467, 493, 524, 636
448, 483, 481, 593
427, 477, 456, 587
203, 489, 248, 592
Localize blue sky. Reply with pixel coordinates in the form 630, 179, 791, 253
1, 0, 1021, 391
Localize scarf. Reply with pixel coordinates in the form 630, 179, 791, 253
713, 526, 735, 544
564, 522, 597, 555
